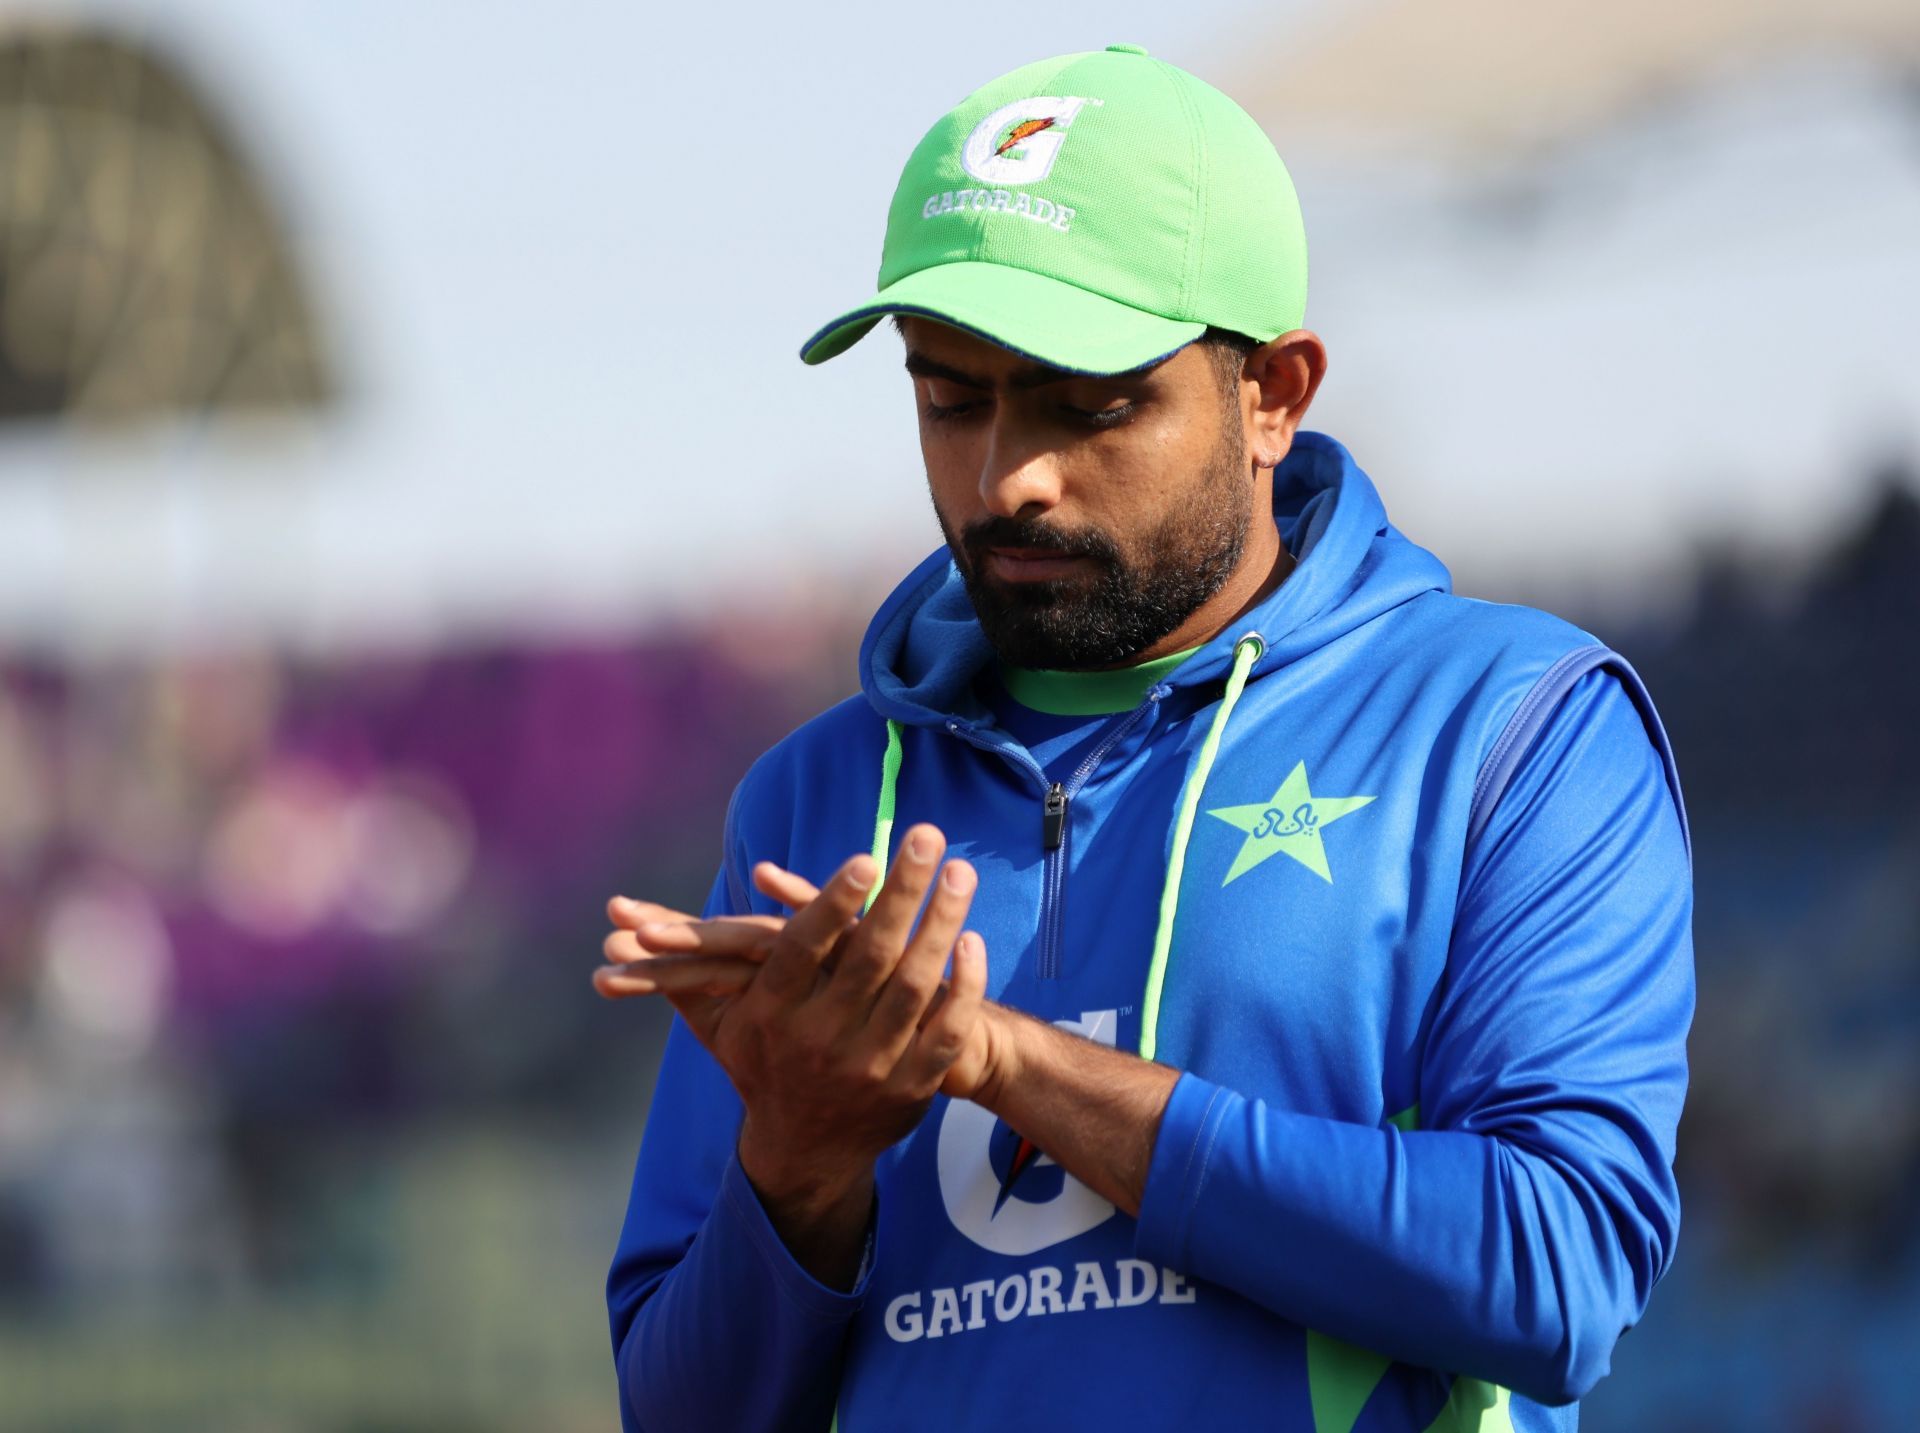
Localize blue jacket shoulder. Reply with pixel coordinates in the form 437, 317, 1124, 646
1398, 589, 1604, 671
1391, 591, 1689, 865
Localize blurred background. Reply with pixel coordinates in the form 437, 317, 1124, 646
0, 0, 1915, 1427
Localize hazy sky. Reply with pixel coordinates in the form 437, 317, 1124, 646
3, 0, 1915, 651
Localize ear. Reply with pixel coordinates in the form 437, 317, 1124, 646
1242, 330, 1328, 471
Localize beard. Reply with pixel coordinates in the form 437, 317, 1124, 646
935, 416, 1253, 670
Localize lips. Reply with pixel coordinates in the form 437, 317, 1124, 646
984, 547, 1089, 582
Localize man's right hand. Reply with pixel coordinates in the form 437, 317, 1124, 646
598, 824, 985, 1287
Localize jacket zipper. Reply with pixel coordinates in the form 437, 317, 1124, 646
946, 690, 1162, 980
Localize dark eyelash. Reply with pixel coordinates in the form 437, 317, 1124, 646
923, 399, 1136, 427
1075, 402, 1136, 429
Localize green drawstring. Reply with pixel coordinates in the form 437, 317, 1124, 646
1139, 633, 1263, 1060
867, 719, 904, 915
864, 631, 1264, 1058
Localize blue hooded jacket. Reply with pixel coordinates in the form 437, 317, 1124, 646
606, 431, 1696, 1432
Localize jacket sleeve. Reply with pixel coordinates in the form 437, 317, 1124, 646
605, 795, 870, 1432
1133, 665, 1695, 1406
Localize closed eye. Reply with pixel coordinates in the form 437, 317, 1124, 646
1065, 400, 1137, 429
924, 397, 985, 423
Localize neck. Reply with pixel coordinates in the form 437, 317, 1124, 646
999, 642, 1203, 715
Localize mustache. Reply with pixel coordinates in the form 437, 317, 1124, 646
959, 515, 1120, 569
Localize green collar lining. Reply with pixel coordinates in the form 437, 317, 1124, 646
999, 643, 1205, 716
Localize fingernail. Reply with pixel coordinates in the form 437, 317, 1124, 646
942, 863, 972, 893
847, 857, 878, 889
909, 832, 933, 861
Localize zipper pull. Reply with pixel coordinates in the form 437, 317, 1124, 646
1042, 782, 1068, 850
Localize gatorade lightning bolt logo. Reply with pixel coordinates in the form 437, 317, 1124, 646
994, 117, 1056, 158
937, 1010, 1119, 1255
959, 97, 1093, 187
993, 1135, 1043, 1216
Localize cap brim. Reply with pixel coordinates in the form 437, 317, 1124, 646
799, 261, 1205, 376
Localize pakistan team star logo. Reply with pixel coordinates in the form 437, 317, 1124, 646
1207, 761, 1376, 886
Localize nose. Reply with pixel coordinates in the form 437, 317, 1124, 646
977, 419, 1063, 519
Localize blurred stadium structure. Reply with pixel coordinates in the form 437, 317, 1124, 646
1233, 0, 1920, 154
0, 4, 1916, 1429
0, 29, 330, 424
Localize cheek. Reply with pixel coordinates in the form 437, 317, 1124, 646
1152, 403, 1241, 494
918, 422, 984, 497
1066, 415, 1198, 508
922, 452, 979, 536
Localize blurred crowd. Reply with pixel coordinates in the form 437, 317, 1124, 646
1639, 471, 1920, 1281
0, 598, 865, 1316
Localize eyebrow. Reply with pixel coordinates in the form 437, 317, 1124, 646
902, 350, 1088, 392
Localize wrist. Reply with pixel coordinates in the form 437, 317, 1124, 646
969, 1000, 1034, 1114
736, 1121, 875, 1293
736, 1118, 872, 1213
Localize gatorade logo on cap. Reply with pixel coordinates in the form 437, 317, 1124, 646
959, 96, 1098, 185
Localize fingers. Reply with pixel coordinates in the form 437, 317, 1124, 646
606, 895, 698, 930
752, 862, 821, 909
823, 824, 945, 1009
602, 917, 782, 965
866, 857, 976, 1058
898, 930, 987, 1088
592, 955, 758, 999
753, 853, 877, 1006
603, 928, 649, 964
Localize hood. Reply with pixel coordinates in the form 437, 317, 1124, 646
859, 430, 1453, 727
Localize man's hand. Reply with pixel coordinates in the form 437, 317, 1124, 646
595, 897, 784, 1043
595, 824, 989, 1285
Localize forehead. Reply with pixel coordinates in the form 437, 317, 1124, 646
896, 314, 1198, 386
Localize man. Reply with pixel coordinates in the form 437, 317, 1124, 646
598, 44, 1694, 1433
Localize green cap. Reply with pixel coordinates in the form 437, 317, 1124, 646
800, 45, 1307, 375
